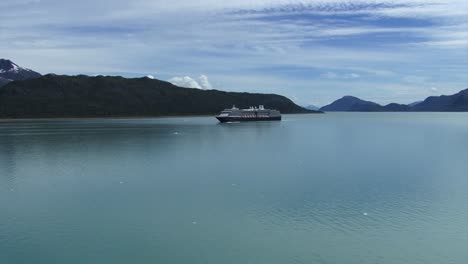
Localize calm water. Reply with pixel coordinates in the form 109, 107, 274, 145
1, 113, 467, 264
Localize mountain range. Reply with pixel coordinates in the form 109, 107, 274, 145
0, 59, 319, 118
0, 74, 316, 118
1, 59, 467, 118
320, 90, 468, 112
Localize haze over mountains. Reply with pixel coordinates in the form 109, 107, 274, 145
304, 105, 320, 111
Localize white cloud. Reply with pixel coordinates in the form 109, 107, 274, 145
168, 76, 202, 89
345, 73, 360, 79
322, 72, 360, 79
198, 75, 213, 89
167, 75, 213, 89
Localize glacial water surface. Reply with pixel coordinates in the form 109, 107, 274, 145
1, 113, 467, 264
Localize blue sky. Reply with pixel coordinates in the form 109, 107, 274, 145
1, 0, 467, 106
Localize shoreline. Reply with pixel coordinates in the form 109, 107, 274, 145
4, 111, 468, 122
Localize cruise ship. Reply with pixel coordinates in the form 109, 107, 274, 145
216, 105, 281, 122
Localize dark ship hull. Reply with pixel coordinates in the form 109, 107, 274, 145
216, 116, 281, 123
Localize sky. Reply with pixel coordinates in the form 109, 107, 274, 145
1, 0, 467, 106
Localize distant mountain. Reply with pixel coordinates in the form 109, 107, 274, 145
380, 103, 411, 112
0, 74, 319, 118
320, 89, 468, 112
304, 104, 320, 111
0, 59, 42, 87
320, 96, 381, 112
408, 100, 423, 107
412, 88, 468, 112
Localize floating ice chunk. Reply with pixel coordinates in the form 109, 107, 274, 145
192, 221, 197, 225
363, 212, 368, 216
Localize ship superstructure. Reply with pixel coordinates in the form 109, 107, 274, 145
216, 105, 281, 122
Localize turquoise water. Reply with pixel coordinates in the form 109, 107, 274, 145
1, 113, 467, 264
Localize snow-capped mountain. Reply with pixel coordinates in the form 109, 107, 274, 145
0, 59, 42, 87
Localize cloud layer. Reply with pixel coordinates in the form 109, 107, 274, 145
1, 0, 467, 105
